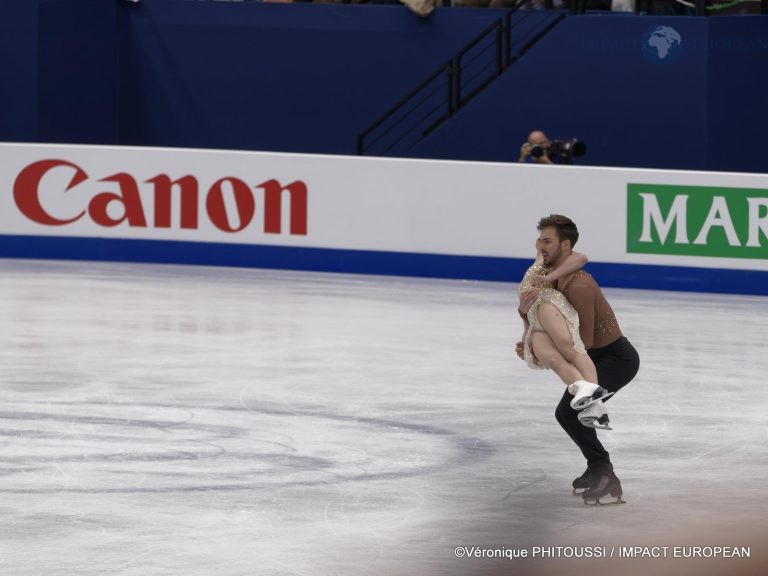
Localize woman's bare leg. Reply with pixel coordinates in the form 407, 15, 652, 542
530, 331, 584, 386
537, 302, 598, 384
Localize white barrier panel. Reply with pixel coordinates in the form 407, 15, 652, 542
2, 143, 767, 293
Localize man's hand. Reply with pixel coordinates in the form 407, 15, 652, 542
518, 288, 540, 316
515, 340, 524, 360
518, 142, 532, 163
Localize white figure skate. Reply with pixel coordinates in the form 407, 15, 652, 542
577, 401, 612, 430
567, 380, 614, 410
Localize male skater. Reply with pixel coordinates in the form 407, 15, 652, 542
517, 214, 640, 504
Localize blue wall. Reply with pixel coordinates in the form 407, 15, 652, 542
0, 2, 767, 172
411, 14, 768, 172
0, 0, 39, 141
0, 0, 505, 152
115, 1, 507, 154
38, 0, 118, 144
707, 17, 768, 173
0, 0, 117, 144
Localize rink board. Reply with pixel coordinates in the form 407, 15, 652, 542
1, 142, 767, 294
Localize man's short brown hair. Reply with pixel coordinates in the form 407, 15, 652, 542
537, 214, 579, 248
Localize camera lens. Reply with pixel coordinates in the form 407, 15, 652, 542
530, 145, 545, 158
570, 140, 587, 157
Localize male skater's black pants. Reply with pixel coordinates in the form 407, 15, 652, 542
554, 336, 640, 471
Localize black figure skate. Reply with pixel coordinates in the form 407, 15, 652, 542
572, 467, 596, 495
582, 470, 625, 505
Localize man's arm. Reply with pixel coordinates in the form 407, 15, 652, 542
548, 251, 587, 282
530, 251, 587, 287
565, 280, 595, 349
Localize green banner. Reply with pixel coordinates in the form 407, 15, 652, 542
627, 184, 768, 260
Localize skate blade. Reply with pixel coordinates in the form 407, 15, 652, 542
584, 496, 626, 506
579, 417, 612, 431
573, 391, 615, 411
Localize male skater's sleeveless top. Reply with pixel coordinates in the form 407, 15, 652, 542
518, 263, 586, 370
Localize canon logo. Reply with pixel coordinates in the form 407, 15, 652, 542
13, 159, 308, 235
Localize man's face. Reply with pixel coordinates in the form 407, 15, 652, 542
538, 226, 565, 267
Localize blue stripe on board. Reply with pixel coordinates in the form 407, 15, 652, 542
0, 234, 766, 296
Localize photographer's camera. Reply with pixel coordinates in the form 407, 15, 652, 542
531, 139, 587, 161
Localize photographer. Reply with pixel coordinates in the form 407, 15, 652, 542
518, 130, 554, 165
519, 130, 588, 165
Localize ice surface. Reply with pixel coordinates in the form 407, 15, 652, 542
0, 260, 766, 576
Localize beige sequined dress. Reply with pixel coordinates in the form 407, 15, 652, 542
518, 263, 586, 370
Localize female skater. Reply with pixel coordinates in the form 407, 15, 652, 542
518, 241, 612, 428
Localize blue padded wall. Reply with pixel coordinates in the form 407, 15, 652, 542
0, 0, 39, 141
0, 0, 118, 144
410, 15, 712, 170
706, 17, 768, 174
115, 1, 508, 155
1, 2, 766, 172
37, 0, 118, 144
410, 14, 768, 172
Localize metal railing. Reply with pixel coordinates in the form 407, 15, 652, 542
356, 0, 760, 157
357, 7, 565, 157
355, 63, 455, 158
634, 0, 766, 15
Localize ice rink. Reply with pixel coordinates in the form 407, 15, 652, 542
0, 259, 766, 576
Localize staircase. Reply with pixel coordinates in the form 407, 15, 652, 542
356, 7, 566, 157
